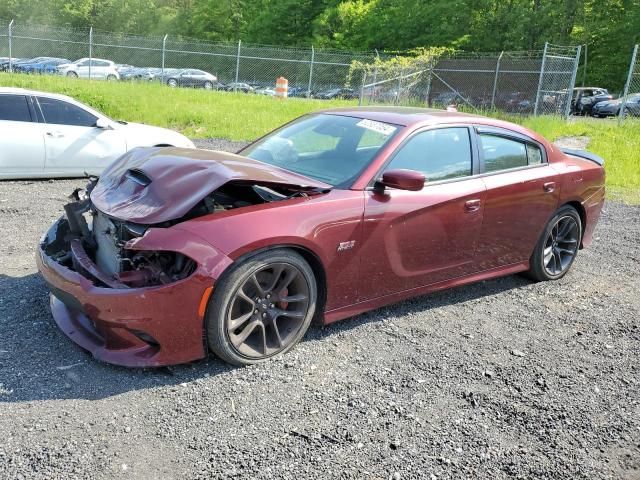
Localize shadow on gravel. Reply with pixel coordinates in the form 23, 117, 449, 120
314, 274, 531, 339
0, 270, 529, 403
0, 272, 234, 403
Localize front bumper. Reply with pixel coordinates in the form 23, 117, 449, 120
36, 219, 232, 367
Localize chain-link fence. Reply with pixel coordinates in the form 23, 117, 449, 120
0, 19, 380, 96
619, 44, 640, 122
1, 20, 584, 117
359, 44, 582, 118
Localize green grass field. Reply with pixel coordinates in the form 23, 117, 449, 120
520, 116, 640, 203
2, 73, 639, 202
0, 73, 352, 140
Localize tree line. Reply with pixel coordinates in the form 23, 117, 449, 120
2, 0, 639, 90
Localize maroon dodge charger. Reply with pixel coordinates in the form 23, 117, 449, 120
37, 107, 605, 367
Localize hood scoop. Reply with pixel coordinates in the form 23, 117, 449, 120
124, 169, 152, 187
90, 147, 330, 224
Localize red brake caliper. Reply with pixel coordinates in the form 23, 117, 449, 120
278, 288, 289, 310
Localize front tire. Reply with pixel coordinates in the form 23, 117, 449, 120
66, 71, 78, 78
206, 249, 317, 366
526, 205, 582, 282
167, 78, 178, 88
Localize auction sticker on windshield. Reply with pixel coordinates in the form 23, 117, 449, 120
356, 119, 397, 136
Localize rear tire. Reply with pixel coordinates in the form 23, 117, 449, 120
526, 205, 582, 282
107, 74, 117, 81
204, 81, 213, 90
206, 249, 317, 366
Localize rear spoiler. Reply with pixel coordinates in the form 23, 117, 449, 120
560, 148, 605, 166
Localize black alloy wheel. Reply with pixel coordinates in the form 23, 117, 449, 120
206, 249, 317, 366
542, 215, 580, 276
526, 205, 582, 281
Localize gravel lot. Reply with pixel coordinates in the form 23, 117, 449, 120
0, 139, 638, 479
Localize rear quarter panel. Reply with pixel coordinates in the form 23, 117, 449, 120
551, 149, 606, 247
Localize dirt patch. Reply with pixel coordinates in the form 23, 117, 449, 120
553, 135, 590, 150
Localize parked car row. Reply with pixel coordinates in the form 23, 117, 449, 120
4, 56, 634, 112
591, 93, 640, 117
0, 57, 358, 98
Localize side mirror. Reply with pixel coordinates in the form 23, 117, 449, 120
375, 169, 425, 192
95, 118, 111, 130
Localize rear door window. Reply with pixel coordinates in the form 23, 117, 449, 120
37, 97, 97, 127
526, 144, 543, 165
0, 95, 32, 122
480, 135, 528, 172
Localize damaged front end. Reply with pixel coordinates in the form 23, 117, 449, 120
42, 180, 197, 289
42, 147, 330, 289
43, 178, 325, 289
36, 147, 330, 366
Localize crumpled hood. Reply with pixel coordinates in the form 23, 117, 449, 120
90, 147, 331, 224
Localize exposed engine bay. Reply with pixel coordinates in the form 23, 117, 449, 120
42, 178, 317, 289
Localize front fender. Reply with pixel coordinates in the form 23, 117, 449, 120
176, 189, 365, 311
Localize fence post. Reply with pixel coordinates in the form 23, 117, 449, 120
491, 51, 504, 109
88, 26, 93, 80
563, 45, 581, 119
8, 20, 13, 72
619, 44, 638, 123
424, 57, 434, 107
582, 44, 588, 87
161, 34, 168, 84
307, 45, 314, 98
534, 42, 548, 115
234, 39, 241, 91
395, 68, 403, 105
359, 69, 366, 106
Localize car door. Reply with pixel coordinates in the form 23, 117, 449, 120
96, 60, 112, 79
358, 126, 487, 300
36, 96, 126, 176
0, 94, 46, 177
474, 127, 559, 271
191, 70, 208, 87
88, 60, 107, 79
178, 70, 194, 87
75, 59, 91, 78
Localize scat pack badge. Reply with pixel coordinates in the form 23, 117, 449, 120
337, 240, 356, 252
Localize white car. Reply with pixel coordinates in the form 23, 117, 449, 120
57, 58, 120, 80
0, 88, 195, 179
255, 87, 276, 96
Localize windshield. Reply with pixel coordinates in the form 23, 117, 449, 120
242, 113, 399, 188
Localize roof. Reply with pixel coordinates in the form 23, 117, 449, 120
0, 87, 107, 120
0, 87, 73, 102
321, 106, 480, 127
320, 106, 549, 146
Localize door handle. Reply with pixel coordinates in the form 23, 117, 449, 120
46, 131, 64, 138
543, 181, 556, 193
464, 199, 481, 212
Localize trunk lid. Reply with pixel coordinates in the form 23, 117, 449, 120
90, 147, 331, 224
